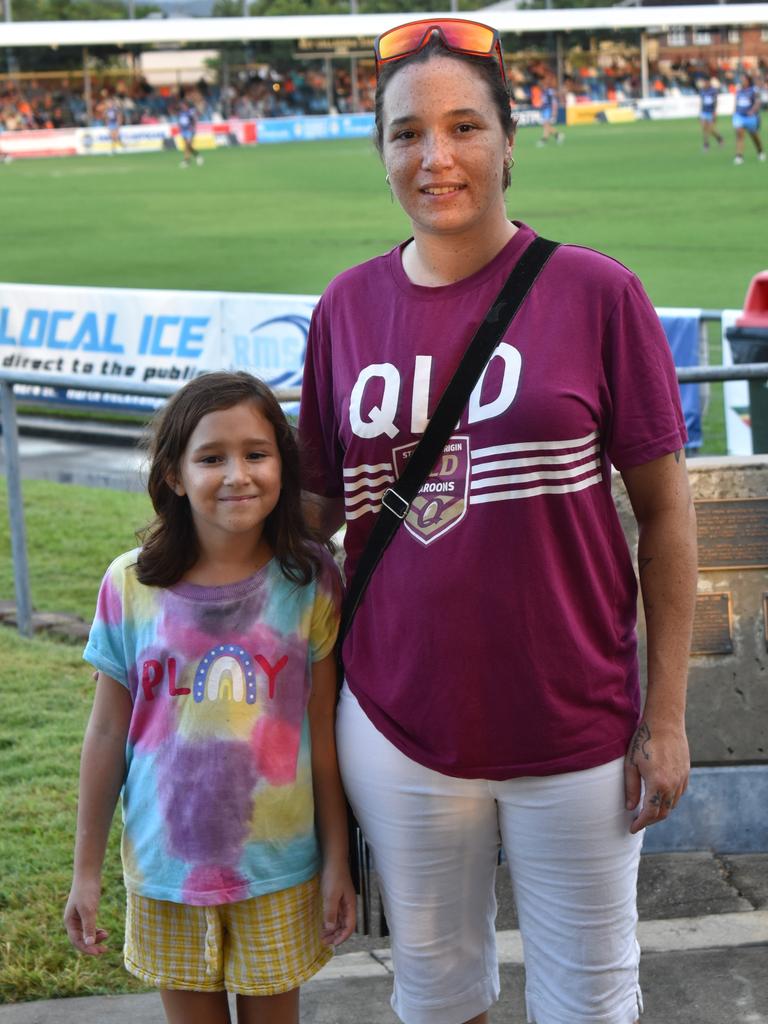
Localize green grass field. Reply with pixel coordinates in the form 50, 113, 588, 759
0, 117, 764, 310
0, 479, 152, 1005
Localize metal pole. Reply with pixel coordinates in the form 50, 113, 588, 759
0, 381, 33, 638
350, 55, 359, 113
640, 32, 649, 100
83, 45, 93, 125
675, 363, 768, 383
5, 0, 18, 79
556, 33, 564, 91
324, 55, 333, 114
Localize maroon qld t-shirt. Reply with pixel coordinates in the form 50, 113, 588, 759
298, 223, 687, 780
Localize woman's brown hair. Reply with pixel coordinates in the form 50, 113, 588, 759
136, 371, 323, 588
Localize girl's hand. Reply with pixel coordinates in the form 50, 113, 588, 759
320, 859, 356, 947
63, 879, 109, 955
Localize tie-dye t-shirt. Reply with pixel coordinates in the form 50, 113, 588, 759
83, 546, 341, 907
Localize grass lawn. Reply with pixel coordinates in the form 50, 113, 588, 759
0, 480, 150, 623
0, 479, 151, 1004
0, 628, 148, 1004
0, 118, 763, 309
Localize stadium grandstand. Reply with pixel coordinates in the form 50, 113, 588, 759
0, 2, 766, 132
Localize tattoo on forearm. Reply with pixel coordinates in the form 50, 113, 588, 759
673, 449, 682, 463
629, 722, 652, 764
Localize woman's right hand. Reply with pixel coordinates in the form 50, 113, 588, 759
63, 877, 109, 955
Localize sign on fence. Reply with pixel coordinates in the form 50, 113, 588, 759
0, 282, 315, 411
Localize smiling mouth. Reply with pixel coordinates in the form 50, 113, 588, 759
422, 185, 466, 195
220, 495, 257, 502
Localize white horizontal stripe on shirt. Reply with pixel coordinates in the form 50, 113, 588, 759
471, 459, 602, 491
469, 472, 604, 505
343, 462, 394, 478
471, 445, 600, 475
472, 431, 599, 461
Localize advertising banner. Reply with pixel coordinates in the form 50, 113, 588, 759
567, 102, 618, 125
0, 128, 78, 159
77, 123, 171, 156
0, 282, 317, 412
510, 107, 543, 128
168, 122, 236, 152
254, 113, 374, 144
635, 95, 703, 121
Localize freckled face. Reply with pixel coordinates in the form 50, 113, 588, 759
171, 401, 282, 552
381, 56, 513, 241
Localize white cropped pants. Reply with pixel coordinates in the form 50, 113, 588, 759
337, 684, 644, 1024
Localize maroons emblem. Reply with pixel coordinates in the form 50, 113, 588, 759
392, 435, 470, 546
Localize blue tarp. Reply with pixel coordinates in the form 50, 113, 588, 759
658, 312, 702, 450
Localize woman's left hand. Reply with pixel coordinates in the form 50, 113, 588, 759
624, 718, 690, 834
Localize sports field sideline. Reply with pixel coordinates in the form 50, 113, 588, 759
0, 117, 763, 311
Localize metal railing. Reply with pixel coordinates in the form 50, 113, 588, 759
2, 363, 768, 638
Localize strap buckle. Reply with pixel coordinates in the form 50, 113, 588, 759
381, 488, 409, 520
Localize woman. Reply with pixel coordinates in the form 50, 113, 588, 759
299, 18, 697, 1024
732, 72, 765, 165
698, 77, 723, 151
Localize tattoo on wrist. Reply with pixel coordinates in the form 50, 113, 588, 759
630, 722, 652, 764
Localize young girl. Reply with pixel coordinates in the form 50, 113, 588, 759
64, 371, 355, 1024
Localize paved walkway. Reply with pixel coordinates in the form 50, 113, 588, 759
1, 853, 767, 1023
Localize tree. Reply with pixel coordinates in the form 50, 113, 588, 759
11, 0, 157, 19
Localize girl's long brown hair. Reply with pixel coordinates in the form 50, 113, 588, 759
136, 371, 324, 588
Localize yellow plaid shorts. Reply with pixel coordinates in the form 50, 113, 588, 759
124, 875, 332, 995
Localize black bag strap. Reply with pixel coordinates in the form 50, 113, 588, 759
339, 235, 560, 649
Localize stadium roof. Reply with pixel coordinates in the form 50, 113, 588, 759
0, 4, 766, 47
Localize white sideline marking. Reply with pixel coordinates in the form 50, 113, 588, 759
309, 911, 768, 982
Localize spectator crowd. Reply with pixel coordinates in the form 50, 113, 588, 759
1, 54, 766, 134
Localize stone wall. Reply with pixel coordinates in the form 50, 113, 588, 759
614, 455, 768, 766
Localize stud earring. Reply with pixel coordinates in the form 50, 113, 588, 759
385, 172, 393, 203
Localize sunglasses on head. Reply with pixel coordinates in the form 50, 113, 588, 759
374, 18, 507, 85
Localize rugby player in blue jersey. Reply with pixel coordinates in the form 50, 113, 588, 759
733, 72, 765, 165
178, 98, 204, 168
537, 74, 565, 146
699, 77, 723, 151
104, 97, 124, 155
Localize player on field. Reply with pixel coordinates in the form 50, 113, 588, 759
732, 72, 765, 165
537, 74, 564, 146
699, 77, 724, 151
178, 99, 204, 168
104, 97, 124, 155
